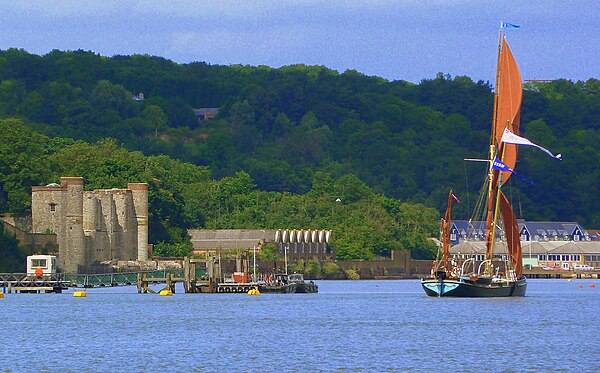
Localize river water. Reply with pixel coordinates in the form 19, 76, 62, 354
1, 279, 599, 372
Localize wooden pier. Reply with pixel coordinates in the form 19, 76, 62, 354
2, 255, 307, 294
0, 273, 72, 293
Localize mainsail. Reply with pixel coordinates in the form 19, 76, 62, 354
494, 37, 522, 184
485, 34, 523, 268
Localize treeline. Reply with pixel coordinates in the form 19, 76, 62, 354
0, 118, 439, 262
0, 48, 599, 258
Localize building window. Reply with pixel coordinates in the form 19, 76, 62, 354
49, 203, 56, 212
31, 259, 47, 268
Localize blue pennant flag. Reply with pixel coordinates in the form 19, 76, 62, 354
492, 158, 534, 185
502, 23, 521, 29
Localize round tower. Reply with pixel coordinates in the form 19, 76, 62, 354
61, 177, 85, 273
128, 183, 149, 261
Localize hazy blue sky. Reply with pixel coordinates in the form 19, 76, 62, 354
0, 1, 598, 83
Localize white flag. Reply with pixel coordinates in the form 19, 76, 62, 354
501, 129, 562, 160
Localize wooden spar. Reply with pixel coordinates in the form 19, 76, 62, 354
440, 190, 454, 271
485, 24, 523, 263
484, 26, 504, 263
487, 141, 507, 265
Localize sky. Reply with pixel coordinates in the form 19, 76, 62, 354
0, 1, 598, 84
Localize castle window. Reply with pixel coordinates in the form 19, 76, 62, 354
49, 203, 56, 212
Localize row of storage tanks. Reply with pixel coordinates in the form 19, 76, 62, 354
274, 229, 331, 244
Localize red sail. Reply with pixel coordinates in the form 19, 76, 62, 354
440, 190, 454, 270
495, 37, 522, 184
499, 191, 523, 278
485, 36, 523, 258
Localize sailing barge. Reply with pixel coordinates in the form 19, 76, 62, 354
422, 23, 561, 297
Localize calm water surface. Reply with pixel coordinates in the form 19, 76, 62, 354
1, 279, 599, 372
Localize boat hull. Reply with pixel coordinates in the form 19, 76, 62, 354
421, 277, 527, 297
295, 282, 318, 293
258, 282, 318, 294
259, 283, 297, 293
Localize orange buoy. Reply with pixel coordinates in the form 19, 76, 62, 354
590, 284, 596, 288
0, 292, 4, 299
577, 285, 583, 289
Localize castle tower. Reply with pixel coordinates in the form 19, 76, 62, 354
61, 177, 85, 273
128, 183, 149, 261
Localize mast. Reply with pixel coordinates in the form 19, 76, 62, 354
485, 23, 524, 272
484, 24, 505, 262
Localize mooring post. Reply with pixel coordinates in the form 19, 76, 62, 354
136, 272, 143, 293
167, 272, 174, 293
183, 257, 190, 294
191, 261, 197, 293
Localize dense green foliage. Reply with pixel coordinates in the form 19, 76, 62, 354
0, 223, 25, 272
0, 118, 438, 260
1, 48, 599, 261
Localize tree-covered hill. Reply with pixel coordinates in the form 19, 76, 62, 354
1, 48, 599, 238
0, 118, 439, 263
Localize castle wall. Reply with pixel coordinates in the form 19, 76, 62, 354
32, 178, 149, 273
83, 189, 139, 264
110, 189, 137, 261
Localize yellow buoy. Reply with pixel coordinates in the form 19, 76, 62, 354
567, 279, 572, 282
159, 289, 173, 296
73, 290, 87, 297
247, 288, 260, 296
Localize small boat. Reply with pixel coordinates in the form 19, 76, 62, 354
422, 23, 560, 297
259, 273, 318, 294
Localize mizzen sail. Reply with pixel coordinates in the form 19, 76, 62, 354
440, 190, 454, 271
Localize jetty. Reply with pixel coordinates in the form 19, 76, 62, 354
1, 257, 262, 294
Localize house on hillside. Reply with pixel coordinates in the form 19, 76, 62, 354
193, 108, 219, 121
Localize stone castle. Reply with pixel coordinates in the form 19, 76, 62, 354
31, 177, 149, 273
